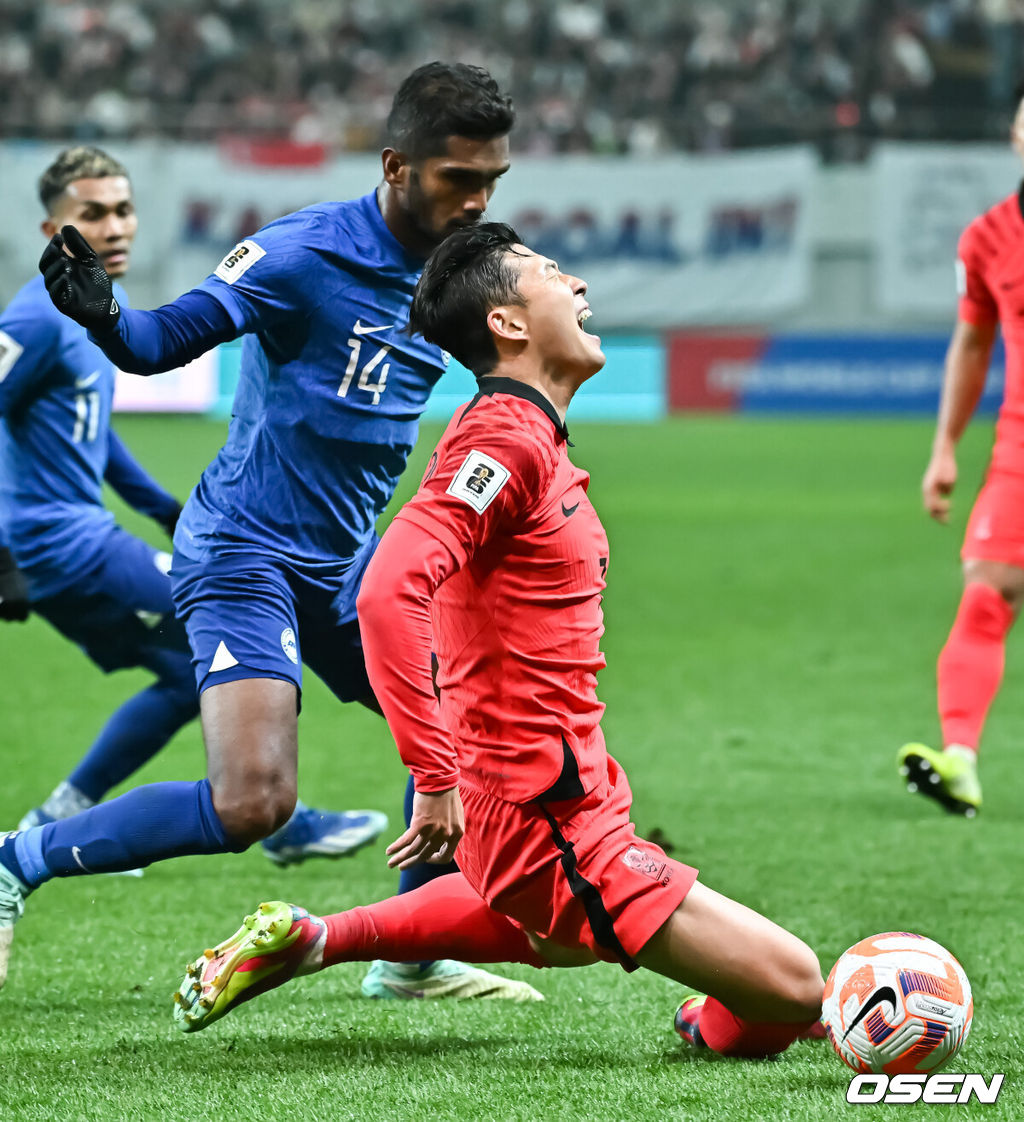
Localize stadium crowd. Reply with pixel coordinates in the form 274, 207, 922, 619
0, 0, 1017, 159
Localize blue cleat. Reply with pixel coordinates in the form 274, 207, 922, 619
260, 802, 388, 866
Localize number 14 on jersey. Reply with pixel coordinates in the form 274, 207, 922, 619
337, 335, 390, 405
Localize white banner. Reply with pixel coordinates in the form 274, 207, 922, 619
1, 143, 815, 329
113, 352, 217, 413
873, 142, 1020, 317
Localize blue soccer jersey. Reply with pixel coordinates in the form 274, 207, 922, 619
0, 276, 178, 599
178, 190, 448, 568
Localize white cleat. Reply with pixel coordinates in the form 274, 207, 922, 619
361, 958, 544, 1002
0, 857, 29, 990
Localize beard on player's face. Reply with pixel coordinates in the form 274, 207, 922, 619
404, 168, 483, 249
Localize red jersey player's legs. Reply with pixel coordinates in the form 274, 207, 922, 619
900, 469, 1024, 816
456, 757, 697, 968
455, 759, 821, 1059
962, 469, 1024, 568
937, 469, 1024, 766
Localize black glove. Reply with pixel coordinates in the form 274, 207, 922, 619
0, 547, 30, 622
160, 503, 183, 539
38, 226, 121, 334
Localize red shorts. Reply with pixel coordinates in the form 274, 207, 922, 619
962, 468, 1024, 566
456, 755, 698, 971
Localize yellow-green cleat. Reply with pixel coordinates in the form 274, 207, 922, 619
897, 743, 981, 817
173, 900, 326, 1032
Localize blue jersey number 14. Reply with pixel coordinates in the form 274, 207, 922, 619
337, 337, 391, 405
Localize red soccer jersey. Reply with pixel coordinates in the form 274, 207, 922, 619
957, 186, 1024, 471
365, 377, 611, 805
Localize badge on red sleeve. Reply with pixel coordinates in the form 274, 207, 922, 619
446, 449, 511, 513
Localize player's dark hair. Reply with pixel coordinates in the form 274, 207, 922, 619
38, 146, 130, 213
387, 62, 514, 159
409, 222, 526, 377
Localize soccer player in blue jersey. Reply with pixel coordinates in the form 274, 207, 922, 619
1, 65, 537, 1001
0, 149, 386, 913
0, 146, 196, 855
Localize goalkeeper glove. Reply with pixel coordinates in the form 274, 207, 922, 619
39, 226, 121, 334
0, 547, 30, 622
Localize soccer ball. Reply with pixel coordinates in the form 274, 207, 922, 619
821, 932, 972, 1075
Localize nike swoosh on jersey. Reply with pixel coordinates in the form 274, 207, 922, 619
352, 320, 394, 336
561, 500, 580, 517
75, 370, 102, 389
71, 846, 89, 872
842, 985, 898, 1041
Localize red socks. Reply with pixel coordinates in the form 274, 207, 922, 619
322, 872, 546, 969
697, 997, 816, 1058
937, 582, 1013, 751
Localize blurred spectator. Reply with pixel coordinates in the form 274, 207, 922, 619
0, 0, 1017, 161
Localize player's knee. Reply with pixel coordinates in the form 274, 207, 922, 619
212, 780, 296, 845
777, 942, 825, 1022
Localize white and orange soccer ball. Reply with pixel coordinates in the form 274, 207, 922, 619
821, 932, 973, 1075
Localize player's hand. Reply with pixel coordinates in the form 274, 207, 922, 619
39, 226, 121, 334
0, 547, 30, 622
386, 787, 464, 869
922, 446, 957, 523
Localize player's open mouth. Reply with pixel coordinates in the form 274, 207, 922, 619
577, 307, 599, 342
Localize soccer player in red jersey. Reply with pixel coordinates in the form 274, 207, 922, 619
173, 223, 824, 1059
898, 96, 1024, 817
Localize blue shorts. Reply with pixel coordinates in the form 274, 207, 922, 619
170, 538, 377, 702
32, 527, 192, 675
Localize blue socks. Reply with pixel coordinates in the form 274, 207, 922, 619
0, 779, 236, 888
68, 678, 198, 800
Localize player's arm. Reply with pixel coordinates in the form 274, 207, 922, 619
104, 428, 182, 537
358, 421, 547, 866
40, 218, 315, 376
39, 226, 238, 375
0, 313, 58, 621
358, 518, 465, 868
923, 230, 999, 523
924, 319, 997, 522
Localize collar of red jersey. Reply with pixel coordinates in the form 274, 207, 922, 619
473, 376, 571, 443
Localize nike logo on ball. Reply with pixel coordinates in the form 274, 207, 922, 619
842, 986, 898, 1041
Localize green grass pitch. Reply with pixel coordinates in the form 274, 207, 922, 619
0, 413, 1020, 1121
